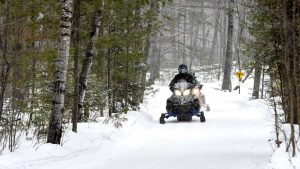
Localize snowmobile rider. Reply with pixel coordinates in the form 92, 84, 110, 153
169, 64, 199, 91
166, 64, 201, 113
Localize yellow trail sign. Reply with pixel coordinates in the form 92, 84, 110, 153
235, 71, 244, 81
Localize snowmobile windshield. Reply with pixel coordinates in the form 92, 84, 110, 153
174, 79, 191, 90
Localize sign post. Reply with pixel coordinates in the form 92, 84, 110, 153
235, 70, 244, 94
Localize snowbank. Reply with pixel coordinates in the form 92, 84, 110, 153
266, 146, 300, 169
0, 111, 148, 169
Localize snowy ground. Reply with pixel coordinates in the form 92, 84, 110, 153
0, 80, 298, 169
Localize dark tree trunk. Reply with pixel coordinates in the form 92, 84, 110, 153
0, 52, 9, 123
9, 28, 23, 152
28, 48, 37, 129
182, 4, 187, 64
221, 0, 234, 91
252, 58, 262, 99
284, 0, 296, 156
171, 4, 176, 66
208, 0, 221, 64
107, 48, 112, 117
0, 0, 11, 123
72, 0, 81, 132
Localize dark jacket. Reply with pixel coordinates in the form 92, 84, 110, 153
169, 73, 198, 91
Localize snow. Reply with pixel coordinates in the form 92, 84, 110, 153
266, 145, 300, 169
0, 78, 299, 169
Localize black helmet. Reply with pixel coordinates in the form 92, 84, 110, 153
178, 64, 188, 74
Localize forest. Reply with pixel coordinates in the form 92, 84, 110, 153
0, 0, 299, 166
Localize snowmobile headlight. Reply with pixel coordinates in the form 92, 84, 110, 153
192, 88, 200, 95
183, 89, 190, 96
175, 90, 181, 96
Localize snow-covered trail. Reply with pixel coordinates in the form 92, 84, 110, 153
86, 84, 272, 169
46, 84, 272, 169
0, 82, 273, 169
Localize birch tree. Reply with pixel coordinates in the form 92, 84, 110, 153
47, 0, 73, 144
0, 0, 168, 152
78, 0, 103, 122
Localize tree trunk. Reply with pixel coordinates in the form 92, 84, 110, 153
270, 74, 280, 148
149, 33, 160, 83
139, 38, 150, 104
260, 67, 265, 99
107, 48, 112, 117
201, 29, 210, 64
252, 58, 262, 99
189, 21, 200, 70
177, 11, 181, 66
291, 0, 299, 126
218, 2, 227, 80
47, 0, 73, 144
28, 48, 37, 129
78, 1, 103, 121
131, 4, 142, 107
234, 0, 245, 69
182, 4, 187, 64
71, 0, 81, 132
284, 0, 296, 156
171, 4, 176, 67
0, 0, 11, 123
221, 0, 234, 91
9, 27, 22, 152
208, 0, 221, 64
0, 50, 9, 123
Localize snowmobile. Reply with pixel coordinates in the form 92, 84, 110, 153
160, 79, 206, 124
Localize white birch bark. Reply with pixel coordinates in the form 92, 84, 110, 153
78, 1, 103, 120
47, 0, 73, 144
